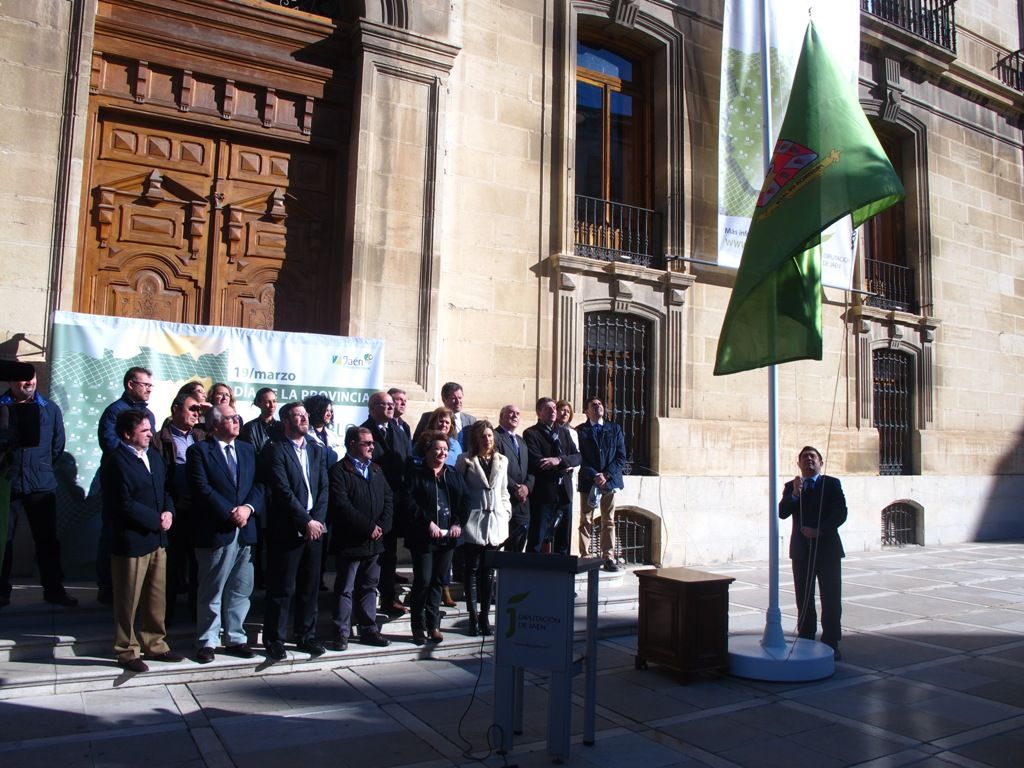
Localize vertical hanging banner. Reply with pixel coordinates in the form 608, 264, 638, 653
717, 0, 860, 288
49, 311, 383, 492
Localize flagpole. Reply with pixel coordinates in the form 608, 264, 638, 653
726, 1, 834, 682
761, 0, 786, 652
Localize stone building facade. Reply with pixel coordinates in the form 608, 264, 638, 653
2, 0, 1023, 567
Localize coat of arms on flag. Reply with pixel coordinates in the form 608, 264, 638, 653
756, 140, 818, 207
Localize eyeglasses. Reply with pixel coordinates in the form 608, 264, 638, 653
222, 415, 242, 423
131, 380, 154, 389
355, 440, 375, 447
187, 406, 202, 413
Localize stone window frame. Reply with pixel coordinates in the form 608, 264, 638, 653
849, 88, 939, 440
549, 1, 693, 425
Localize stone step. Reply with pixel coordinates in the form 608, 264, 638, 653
0, 565, 638, 679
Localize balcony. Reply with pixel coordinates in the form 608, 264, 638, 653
995, 49, 1024, 92
861, 0, 958, 54
574, 196, 663, 268
865, 257, 918, 313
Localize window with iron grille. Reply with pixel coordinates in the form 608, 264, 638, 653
881, 502, 919, 546
873, 349, 913, 475
582, 312, 651, 475
587, 510, 653, 564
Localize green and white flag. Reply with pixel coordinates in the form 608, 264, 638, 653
717, 0, 860, 288
714, 21, 904, 376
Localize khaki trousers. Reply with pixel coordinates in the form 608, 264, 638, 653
578, 490, 617, 560
111, 548, 169, 662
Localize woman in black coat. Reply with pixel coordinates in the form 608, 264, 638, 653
403, 430, 469, 645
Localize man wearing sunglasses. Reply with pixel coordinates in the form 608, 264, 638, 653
152, 392, 206, 625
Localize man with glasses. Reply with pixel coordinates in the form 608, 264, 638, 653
326, 426, 393, 650
187, 403, 263, 663
96, 366, 158, 604
152, 392, 205, 624
361, 391, 411, 615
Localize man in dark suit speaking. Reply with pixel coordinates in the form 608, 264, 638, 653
187, 403, 264, 663
779, 445, 848, 660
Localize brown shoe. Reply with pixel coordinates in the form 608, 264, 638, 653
441, 587, 456, 608
427, 629, 444, 644
118, 657, 149, 673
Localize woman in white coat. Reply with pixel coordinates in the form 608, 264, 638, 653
455, 420, 511, 635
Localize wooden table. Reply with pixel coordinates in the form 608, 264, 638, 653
635, 567, 735, 681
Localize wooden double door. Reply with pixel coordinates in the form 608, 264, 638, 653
76, 113, 341, 333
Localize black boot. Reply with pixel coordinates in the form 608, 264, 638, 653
468, 608, 479, 636
478, 567, 493, 636
465, 562, 480, 636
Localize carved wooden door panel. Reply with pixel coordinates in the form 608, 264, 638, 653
78, 113, 337, 332
79, 117, 214, 323
212, 139, 335, 332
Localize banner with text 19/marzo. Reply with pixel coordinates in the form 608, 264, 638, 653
717, 0, 861, 289
50, 310, 383, 493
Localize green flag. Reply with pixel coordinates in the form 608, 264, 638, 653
714, 21, 904, 376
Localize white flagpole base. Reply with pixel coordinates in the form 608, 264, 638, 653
728, 635, 835, 681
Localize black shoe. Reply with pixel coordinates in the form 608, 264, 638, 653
361, 631, 390, 647
223, 643, 255, 659
118, 657, 149, 673
328, 637, 349, 651
97, 586, 113, 605
296, 639, 326, 657
196, 647, 215, 664
603, 559, 620, 572
467, 621, 479, 637
146, 650, 185, 662
44, 590, 79, 607
479, 616, 492, 636
266, 641, 287, 661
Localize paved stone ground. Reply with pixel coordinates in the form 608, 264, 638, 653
1, 541, 1023, 767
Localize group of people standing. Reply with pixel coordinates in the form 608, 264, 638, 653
1, 368, 628, 669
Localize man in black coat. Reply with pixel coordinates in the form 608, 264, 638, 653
361, 390, 411, 614
327, 426, 393, 650
779, 445, 848, 660
261, 402, 329, 660
523, 397, 580, 554
101, 409, 184, 673
494, 404, 534, 553
0, 370, 77, 607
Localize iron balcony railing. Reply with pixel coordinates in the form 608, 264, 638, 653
861, 0, 958, 54
995, 49, 1024, 92
574, 195, 663, 268
865, 257, 918, 313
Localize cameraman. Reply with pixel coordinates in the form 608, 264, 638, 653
0, 369, 77, 608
